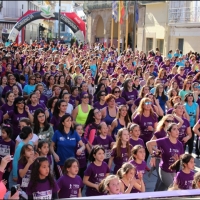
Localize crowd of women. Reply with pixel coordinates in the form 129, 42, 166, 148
0, 42, 200, 199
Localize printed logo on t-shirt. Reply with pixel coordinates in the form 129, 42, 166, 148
59, 137, 65, 141
69, 183, 80, 197
0, 144, 10, 156
94, 173, 106, 184
33, 190, 52, 199
21, 170, 31, 188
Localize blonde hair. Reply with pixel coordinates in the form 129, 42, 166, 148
192, 172, 200, 189
98, 175, 119, 193
156, 114, 174, 132
137, 97, 156, 119
117, 162, 135, 179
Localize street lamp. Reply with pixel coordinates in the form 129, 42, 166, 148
58, 0, 61, 40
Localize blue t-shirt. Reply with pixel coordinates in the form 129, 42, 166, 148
90, 64, 97, 77
184, 102, 198, 127
157, 95, 168, 114
52, 130, 81, 166
23, 84, 36, 95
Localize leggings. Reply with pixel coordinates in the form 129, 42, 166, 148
154, 158, 162, 191
186, 128, 194, 154
157, 167, 175, 191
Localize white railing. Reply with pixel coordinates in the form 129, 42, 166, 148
66, 189, 200, 200
168, 6, 200, 24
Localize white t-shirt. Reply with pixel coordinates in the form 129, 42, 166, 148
66, 103, 73, 115
16, 134, 39, 143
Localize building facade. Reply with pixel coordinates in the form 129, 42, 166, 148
84, 1, 200, 56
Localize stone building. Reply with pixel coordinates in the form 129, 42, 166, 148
83, 1, 200, 56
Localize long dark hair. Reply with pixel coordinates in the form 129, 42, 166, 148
19, 144, 34, 165
63, 157, 79, 175
29, 157, 55, 192
57, 114, 74, 134
89, 145, 105, 162
123, 78, 132, 92
84, 108, 98, 128
94, 83, 107, 96
33, 108, 50, 134
53, 99, 66, 118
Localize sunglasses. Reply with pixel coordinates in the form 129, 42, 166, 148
144, 102, 152, 105
166, 120, 174, 123
187, 94, 193, 97
100, 93, 106, 96
186, 82, 191, 84
36, 76, 41, 78
114, 91, 120, 93
82, 96, 89, 99
17, 101, 24, 104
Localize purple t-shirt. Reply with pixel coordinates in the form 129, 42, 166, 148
27, 104, 45, 115
17, 161, 32, 192
174, 118, 190, 145
156, 137, 184, 173
76, 137, 88, 168
8, 110, 28, 139
121, 89, 138, 110
154, 129, 167, 139
57, 174, 83, 198
174, 170, 194, 190
167, 108, 173, 114
93, 101, 108, 110
111, 145, 133, 174
93, 135, 114, 162
39, 94, 48, 106
2, 84, 22, 98
129, 138, 145, 148
115, 97, 127, 106
134, 97, 142, 107
174, 74, 186, 89
50, 116, 61, 131
129, 160, 147, 178
69, 96, 77, 108
0, 139, 15, 169
1, 103, 14, 115
133, 114, 158, 142
160, 64, 171, 74
84, 162, 110, 196
26, 178, 59, 199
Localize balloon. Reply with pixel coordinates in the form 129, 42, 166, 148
0, 181, 7, 199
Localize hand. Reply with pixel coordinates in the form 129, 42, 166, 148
76, 149, 82, 156
172, 153, 179, 161
0, 155, 12, 172
150, 157, 156, 167
94, 184, 99, 191
28, 156, 36, 165
182, 136, 189, 143
1, 179, 7, 185
154, 98, 159, 105
12, 177, 18, 182
53, 153, 60, 162
147, 126, 154, 131
25, 105, 30, 113
9, 190, 19, 199
137, 171, 143, 180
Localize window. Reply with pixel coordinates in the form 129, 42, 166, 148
178, 38, 184, 52
157, 39, 164, 54
60, 23, 65, 32
146, 38, 153, 53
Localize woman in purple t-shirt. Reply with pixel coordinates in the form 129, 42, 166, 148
111, 86, 127, 107
133, 97, 158, 161
1, 91, 14, 115
147, 123, 184, 191
93, 91, 108, 110
3, 96, 33, 140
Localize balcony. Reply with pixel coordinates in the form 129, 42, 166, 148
168, 6, 200, 25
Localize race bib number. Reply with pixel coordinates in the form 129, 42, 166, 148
105, 149, 111, 159
33, 190, 52, 200
21, 171, 31, 188
0, 144, 10, 156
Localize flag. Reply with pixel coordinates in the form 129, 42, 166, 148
135, 1, 139, 24
125, 1, 130, 20
112, 0, 118, 23
119, 1, 125, 24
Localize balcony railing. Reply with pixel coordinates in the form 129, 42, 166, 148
168, 6, 200, 24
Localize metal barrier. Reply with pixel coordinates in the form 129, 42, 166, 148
65, 189, 200, 200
